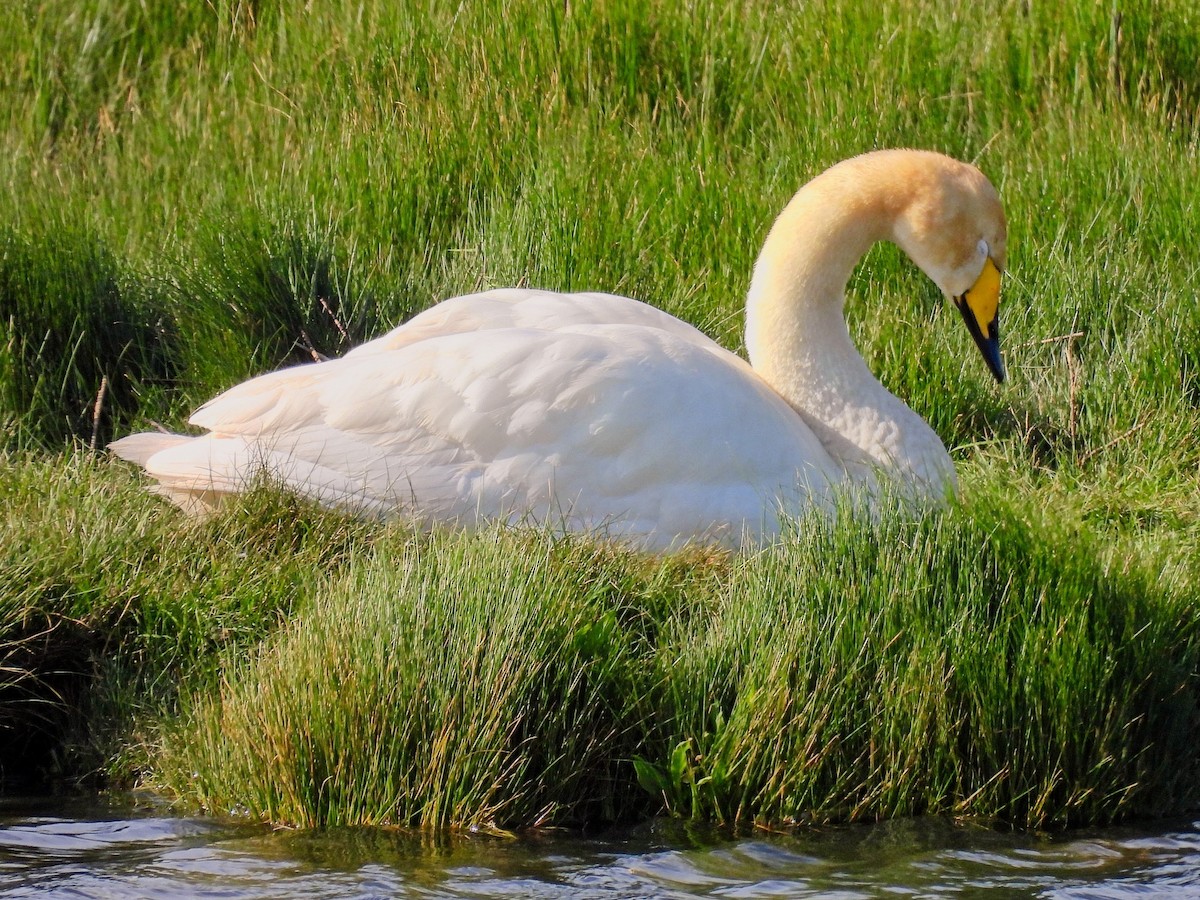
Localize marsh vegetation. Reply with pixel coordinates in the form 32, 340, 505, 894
2, 0, 1199, 830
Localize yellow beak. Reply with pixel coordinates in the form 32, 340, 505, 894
954, 258, 1005, 383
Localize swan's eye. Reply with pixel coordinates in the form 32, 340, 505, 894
977, 239, 989, 259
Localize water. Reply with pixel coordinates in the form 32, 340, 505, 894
2, 796, 1199, 898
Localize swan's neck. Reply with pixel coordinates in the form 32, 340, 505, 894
744, 161, 954, 490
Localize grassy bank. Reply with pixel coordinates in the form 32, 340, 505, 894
2, 0, 1199, 829
5, 465, 1198, 830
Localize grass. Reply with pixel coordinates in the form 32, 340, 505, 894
0, 452, 372, 782
155, 531, 659, 829
9, 474, 1194, 830
651, 495, 1200, 828
1, 0, 1199, 829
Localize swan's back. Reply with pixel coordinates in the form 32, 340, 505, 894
115, 290, 841, 549
346, 289, 714, 358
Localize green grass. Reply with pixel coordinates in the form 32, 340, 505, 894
0, 452, 373, 780
651, 495, 1200, 828
10, 475, 1192, 830
2, 0, 1200, 829
154, 531, 659, 829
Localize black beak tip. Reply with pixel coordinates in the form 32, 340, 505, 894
984, 340, 1007, 383
956, 298, 1007, 386
982, 342, 1006, 384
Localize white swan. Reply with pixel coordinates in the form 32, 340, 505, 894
111, 149, 1007, 551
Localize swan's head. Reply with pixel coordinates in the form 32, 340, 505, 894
888, 153, 1008, 383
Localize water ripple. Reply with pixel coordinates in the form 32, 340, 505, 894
1, 797, 1199, 899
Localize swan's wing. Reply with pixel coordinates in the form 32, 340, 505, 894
148, 324, 839, 545
543, 324, 844, 543
345, 289, 713, 358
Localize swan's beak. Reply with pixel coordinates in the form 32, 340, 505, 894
954, 258, 1005, 383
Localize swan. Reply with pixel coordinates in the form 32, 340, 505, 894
111, 149, 1007, 551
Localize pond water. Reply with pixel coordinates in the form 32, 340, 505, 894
2, 795, 1199, 898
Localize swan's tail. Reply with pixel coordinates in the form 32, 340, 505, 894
109, 431, 227, 515
109, 431, 193, 466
